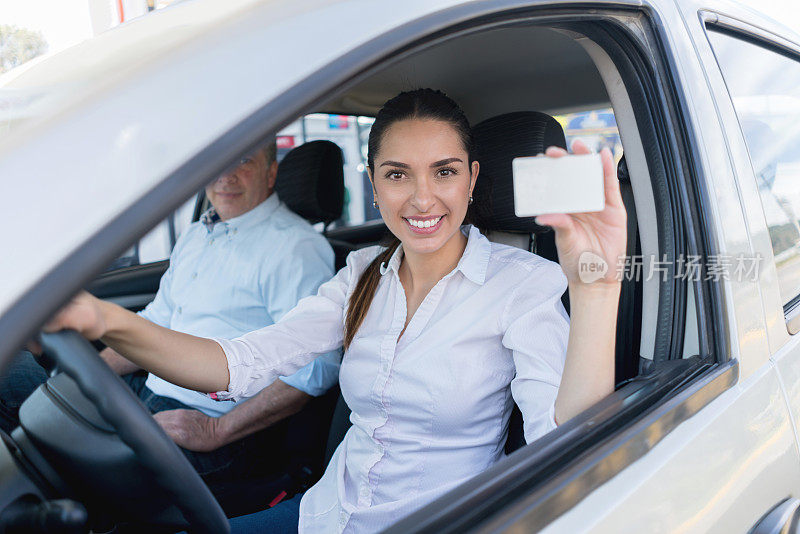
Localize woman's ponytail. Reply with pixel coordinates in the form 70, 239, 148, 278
343, 238, 401, 350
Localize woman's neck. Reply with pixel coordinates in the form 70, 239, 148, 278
400, 229, 468, 291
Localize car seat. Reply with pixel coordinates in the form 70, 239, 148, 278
275, 140, 357, 271
472, 111, 642, 451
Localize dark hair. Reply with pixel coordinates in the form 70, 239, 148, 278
344, 88, 474, 349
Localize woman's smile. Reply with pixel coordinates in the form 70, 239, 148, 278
403, 214, 445, 233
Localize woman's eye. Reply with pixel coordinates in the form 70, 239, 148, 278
239, 158, 253, 165
437, 167, 457, 177
385, 171, 404, 180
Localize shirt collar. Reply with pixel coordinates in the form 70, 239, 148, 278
379, 225, 491, 285
379, 243, 404, 276
201, 193, 281, 232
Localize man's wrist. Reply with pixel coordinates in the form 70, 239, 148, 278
212, 414, 232, 447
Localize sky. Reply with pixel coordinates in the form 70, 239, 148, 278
0, 0, 799, 60
0, 0, 94, 53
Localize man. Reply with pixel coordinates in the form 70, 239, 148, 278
0, 139, 340, 500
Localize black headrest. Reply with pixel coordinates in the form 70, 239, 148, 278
275, 140, 345, 225
470, 111, 567, 233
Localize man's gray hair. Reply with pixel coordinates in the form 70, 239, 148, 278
262, 137, 278, 165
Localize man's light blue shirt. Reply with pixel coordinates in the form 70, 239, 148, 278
139, 193, 340, 417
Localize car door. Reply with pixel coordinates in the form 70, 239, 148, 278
537, 3, 800, 532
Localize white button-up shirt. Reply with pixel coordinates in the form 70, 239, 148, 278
215, 225, 569, 532
140, 193, 340, 417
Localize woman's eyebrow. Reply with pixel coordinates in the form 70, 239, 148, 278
430, 158, 462, 167
379, 161, 410, 168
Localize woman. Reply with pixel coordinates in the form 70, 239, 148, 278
47, 89, 626, 532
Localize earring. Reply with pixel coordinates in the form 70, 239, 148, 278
468, 196, 474, 205
373, 200, 379, 209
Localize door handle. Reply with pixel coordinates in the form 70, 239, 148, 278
751, 498, 800, 534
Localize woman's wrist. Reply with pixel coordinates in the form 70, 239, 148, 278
567, 280, 621, 303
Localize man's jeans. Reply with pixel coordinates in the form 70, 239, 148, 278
0, 351, 290, 505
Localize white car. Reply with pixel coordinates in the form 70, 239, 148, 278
1, 0, 800, 532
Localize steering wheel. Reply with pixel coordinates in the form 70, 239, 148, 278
38, 331, 230, 534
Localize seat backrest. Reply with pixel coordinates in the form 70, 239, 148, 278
471, 112, 642, 453
470, 111, 567, 235
275, 140, 355, 270
471, 111, 568, 454
275, 140, 345, 225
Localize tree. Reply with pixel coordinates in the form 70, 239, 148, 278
0, 25, 48, 75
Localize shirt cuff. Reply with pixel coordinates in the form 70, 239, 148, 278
209, 337, 253, 402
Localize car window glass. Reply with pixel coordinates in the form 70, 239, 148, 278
708, 30, 800, 307
277, 114, 379, 228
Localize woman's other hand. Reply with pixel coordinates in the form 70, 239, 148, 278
43, 291, 107, 340
534, 139, 627, 291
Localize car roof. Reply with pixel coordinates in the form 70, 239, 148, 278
0, 0, 795, 324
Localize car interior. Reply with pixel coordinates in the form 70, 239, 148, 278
0, 18, 703, 534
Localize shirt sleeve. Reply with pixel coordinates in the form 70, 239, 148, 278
264, 234, 342, 397
501, 260, 570, 444
213, 247, 371, 401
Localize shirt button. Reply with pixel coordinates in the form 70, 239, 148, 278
191, 272, 198, 279
209, 238, 215, 245
177, 307, 182, 314
381, 362, 390, 373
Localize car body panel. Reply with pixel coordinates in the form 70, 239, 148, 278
540, 363, 800, 533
